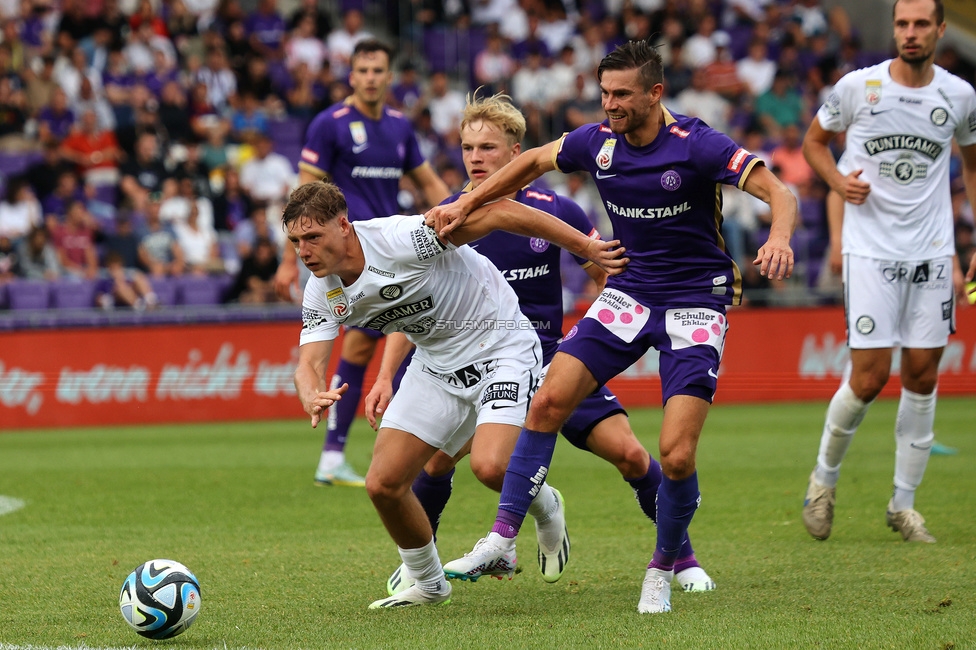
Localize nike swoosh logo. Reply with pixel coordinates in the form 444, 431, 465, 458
870, 108, 891, 115
469, 244, 479, 249
490, 403, 514, 410
707, 368, 719, 379
604, 394, 616, 401
595, 171, 617, 179
352, 143, 369, 153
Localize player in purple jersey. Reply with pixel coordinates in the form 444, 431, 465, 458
429, 40, 797, 614
368, 92, 716, 596
273, 39, 450, 488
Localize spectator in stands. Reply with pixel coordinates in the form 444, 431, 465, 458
474, 31, 516, 96
188, 80, 231, 143
561, 71, 603, 131
194, 46, 236, 112
682, 11, 719, 68
0, 177, 42, 242
16, 225, 61, 280
120, 130, 168, 213
0, 233, 19, 281
226, 234, 278, 303
770, 122, 815, 197
245, 0, 287, 64
165, 0, 200, 58
238, 54, 281, 112
129, 0, 168, 37
161, 177, 216, 234
211, 166, 250, 232
157, 80, 193, 146
737, 37, 778, 98
124, 20, 177, 77
238, 131, 295, 244
138, 194, 185, 278
41, 169, 82, 230
55, 0, 96, 55
326, 8, 372, 80
662, 39, 694, 98
52, 198, 98, 280
142, 47, 181, 102
36, 86, 74, 145
97, 250, 159, 310
24, 141, 72, 204
174, 200, 222, 275
283, 61, 324, 119
285, 13, 328, 76
511, 46, 556, 146
703, 31, 748, 102
288, 0, 331, 40
59, 107, 123, 189
23, 53, 56, 116
389, 61, 422, 115
570, 21, 609, 77
228, 90, 270, 143
755, 68, 807, 140
511, 12, 551, 63
223, 19, 253, 77
55, 45, 99, 106
102, 49, 135, 122
674, 67, 732, 135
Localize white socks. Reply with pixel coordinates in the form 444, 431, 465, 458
398, 539, 448, 594
892, 387, 936, 511
815, 382, 870, 488
526, 481, 558, 522
317, 450, 344, 474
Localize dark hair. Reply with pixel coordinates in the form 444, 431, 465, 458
282, 181, 347, 230
351, 39, 393, 67
893, 0, 944, 25
597, 39, 664, 91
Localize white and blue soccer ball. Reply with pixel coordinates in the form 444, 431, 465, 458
119, 559, 201, 639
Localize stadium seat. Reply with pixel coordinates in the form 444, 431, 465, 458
7, 279, 51, 310
50, 278, 98, 309
178, 275, 223, 305
149, 276, 179, 306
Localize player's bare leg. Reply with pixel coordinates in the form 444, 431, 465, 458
366, 426, 451, 607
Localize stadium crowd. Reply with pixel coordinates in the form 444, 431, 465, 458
0, 0, 974, 311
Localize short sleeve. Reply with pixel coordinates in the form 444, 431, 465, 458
299, 276, 340, 345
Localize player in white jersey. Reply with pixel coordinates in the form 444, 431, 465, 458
800, 0, 976, 543
284, 181, 625, 608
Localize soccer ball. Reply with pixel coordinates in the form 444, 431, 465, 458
119, 559, 202, 639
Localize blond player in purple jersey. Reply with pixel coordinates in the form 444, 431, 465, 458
428, 40, 797, 614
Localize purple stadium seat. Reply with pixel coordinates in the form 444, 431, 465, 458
149, 276, 179, 306
50, 278, 97, 309
7, 279, 51, 310
178, 275, 222, 305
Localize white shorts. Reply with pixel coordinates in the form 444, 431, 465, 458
844, 254, 955, 349
379, 334, 542, 456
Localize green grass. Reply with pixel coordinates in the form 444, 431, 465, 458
0, 397, 973, 649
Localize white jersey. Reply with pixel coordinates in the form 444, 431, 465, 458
299, 215, 532, 373
817, 61, 976, 261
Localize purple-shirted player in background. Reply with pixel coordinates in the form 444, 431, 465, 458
429, 40, 797, 614
367, 92, 716, 598
274, 39, 450, 487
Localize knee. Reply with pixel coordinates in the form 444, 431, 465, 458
364, 470, 408, 506
526, 389, 573, 431
469, 456, 506, 492
659, 445, 695, 480
613, 441, 651, 479
424, 452, 457, 478
341, 334, 377, 366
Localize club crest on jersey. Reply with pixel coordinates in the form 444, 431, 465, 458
930, 107, 948, 126
529, 238, 550, 252
350, 121, 367, 145
661, 170, 681, 191
326, 287, 350, 322
865, 80, 881, 105
596, 138, 616, 170
379, 284, 403, 300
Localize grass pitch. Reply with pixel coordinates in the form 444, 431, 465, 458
0, 397, 973, 649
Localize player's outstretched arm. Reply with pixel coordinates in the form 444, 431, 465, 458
294, 340, 348, 428
427, 141, 559, 238
441, 198, 628, 275
365, 333, 414, 430
743, 164, 797, 280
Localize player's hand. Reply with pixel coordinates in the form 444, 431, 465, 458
364, 377, 394, 431
585, 238, 629, 275
273, 258, 300, 302
306, 383, 348, 428
754, 234, 794, 280
426, 200, 469, 239
840, 169, 871, 205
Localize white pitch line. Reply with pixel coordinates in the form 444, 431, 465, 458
0, 495, 25, 516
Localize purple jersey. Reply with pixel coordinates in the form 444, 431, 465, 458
299, 102, 427, 221
554, 107, 761, 307
444, 185, 598, 358
244, 11, 287, 51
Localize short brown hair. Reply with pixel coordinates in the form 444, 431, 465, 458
597, 39, 664, 91
893, 0, 944, 24
282, 181, 348, 230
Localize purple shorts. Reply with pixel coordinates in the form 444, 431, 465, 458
344, 325, 385, 340
558, 289, 729, 406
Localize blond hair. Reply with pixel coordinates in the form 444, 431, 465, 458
460, 90, 526, 146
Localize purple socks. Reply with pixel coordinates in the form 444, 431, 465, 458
324, 359, 366, 452
490, 428, 558, 539
650, 471, 700, 572
411, 468, 454, 538
626, 454, 698, 569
